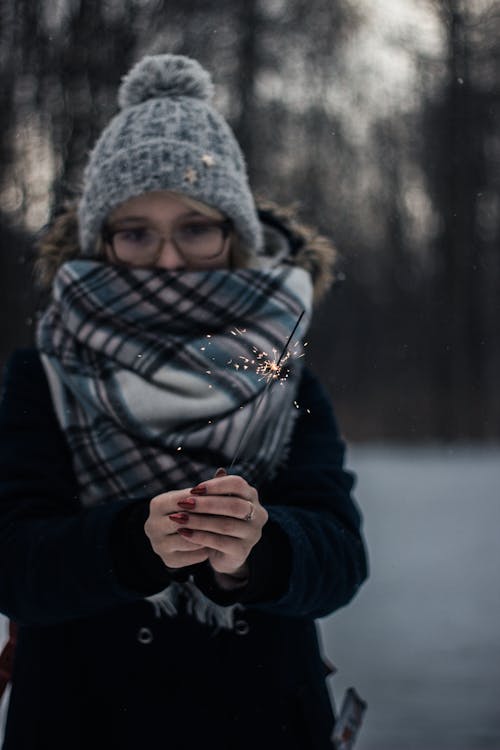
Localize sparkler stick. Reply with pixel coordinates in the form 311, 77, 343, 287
227, 309, 305, 473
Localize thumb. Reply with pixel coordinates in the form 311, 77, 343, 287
214, 467, 227, 478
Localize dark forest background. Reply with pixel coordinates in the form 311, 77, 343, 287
0, 0, 499, 442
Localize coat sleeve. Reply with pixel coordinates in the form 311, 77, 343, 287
193, 368, 369, 619
0, 349, 170, 626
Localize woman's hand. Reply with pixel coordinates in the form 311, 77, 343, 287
145, 487, 212, 570
144, 473, 268, 580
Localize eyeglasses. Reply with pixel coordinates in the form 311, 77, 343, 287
102, 219, 232, 268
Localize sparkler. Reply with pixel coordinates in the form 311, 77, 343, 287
227, 309, 305, 473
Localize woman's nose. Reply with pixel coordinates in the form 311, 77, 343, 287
156, 238, 186, 269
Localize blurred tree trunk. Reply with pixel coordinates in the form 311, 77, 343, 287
425, 0, 497, 439
0, 218, 36, 371
0, 0, 16, 178
232, 0, 261, 184
49, 1, 138, 208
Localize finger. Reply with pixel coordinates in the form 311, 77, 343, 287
168, 529, 207, 550
175, 513, 253, 540
148, 519, 207, 550
163, 549, 210, 569
182, 496, 258, 522
145, 510, 194, 540
177, 528, 250, 556
190, 475, 258, 502
150, 489, 197, 517
151, 532, 207, 564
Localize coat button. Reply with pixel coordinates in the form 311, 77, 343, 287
234, 619, 250, 636
137, 627, 153, 645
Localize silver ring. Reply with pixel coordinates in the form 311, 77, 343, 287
244, 502, 255, 522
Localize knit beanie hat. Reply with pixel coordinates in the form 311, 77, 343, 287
77, 54, 263, 255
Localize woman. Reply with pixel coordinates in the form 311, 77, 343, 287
0, 54, 367, 749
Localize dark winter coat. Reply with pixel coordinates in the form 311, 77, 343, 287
0, 347, 367, 750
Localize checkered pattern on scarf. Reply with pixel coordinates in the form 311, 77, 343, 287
36, 260, 312, 506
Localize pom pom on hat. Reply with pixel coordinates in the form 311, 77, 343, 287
118, 54, 214, 109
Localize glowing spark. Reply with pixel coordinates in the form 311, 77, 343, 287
176, 446, 182, 451
255, 348, 292, 384
229, 345, 296, 385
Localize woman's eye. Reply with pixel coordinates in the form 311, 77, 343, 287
117, 228, 154, 244
178, 223, 214, 239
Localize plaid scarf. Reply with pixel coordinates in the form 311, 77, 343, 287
37, 260, 312, 507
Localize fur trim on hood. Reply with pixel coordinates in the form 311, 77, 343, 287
35, 200, 338, 303
256, 200, 337, 303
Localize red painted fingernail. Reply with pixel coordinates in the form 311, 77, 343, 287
178, 497, 196, 509
177, 527, 193, 537
190, 485, 207, 496
215, 467, 227, 477
169, 512, 189, 524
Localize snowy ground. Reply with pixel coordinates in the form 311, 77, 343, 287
1, 444, 499, 748
319, 444, 500, 750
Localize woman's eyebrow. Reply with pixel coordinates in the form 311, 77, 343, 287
110, 211, 205, 226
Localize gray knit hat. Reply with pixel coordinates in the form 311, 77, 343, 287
78, 54, 263, 255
